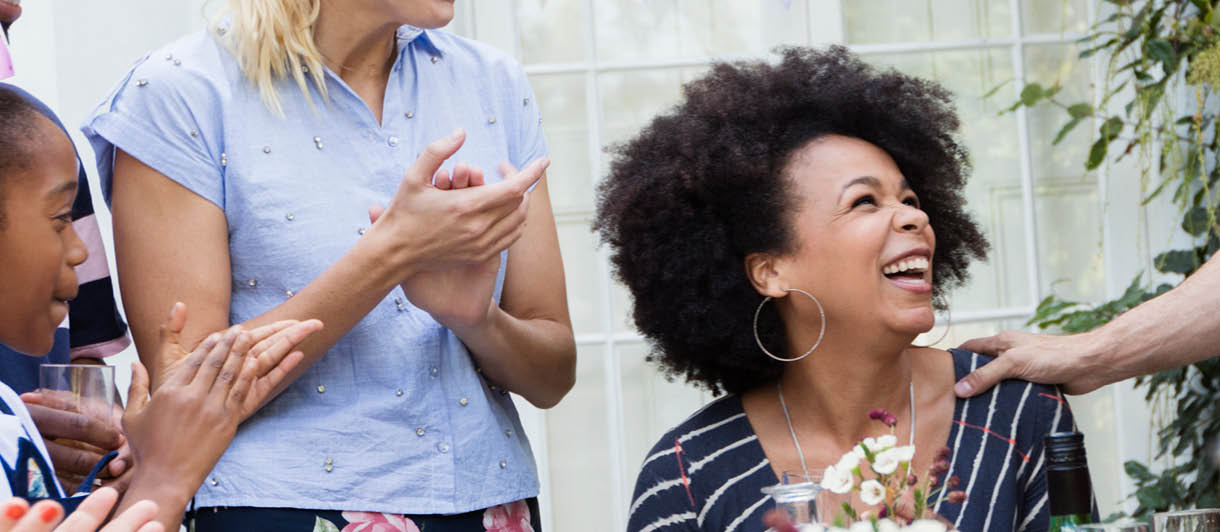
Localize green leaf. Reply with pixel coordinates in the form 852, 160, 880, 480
1020, 83, 1045, 107
1126, 460, 1156, 482
1053, 117, 1083, 145
1146, 39, 1176, 65
1100, 117, 1125, 139
313, 517, 341, 532
1087, 137, 1109, 170
1067, 103, 1094, 118
1154, 249, 1198, 275
1182, 206, 1211, 236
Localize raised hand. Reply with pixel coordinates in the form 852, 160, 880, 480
116, 303, 321, 529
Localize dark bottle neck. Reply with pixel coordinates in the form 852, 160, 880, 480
1047, 467, 1092, 516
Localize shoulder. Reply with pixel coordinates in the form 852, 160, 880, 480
947, 349, 1075, 452
423, 29, 530, 87
640, 394, 754, 467
94, 29, 239, 117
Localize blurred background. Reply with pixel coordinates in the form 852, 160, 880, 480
9, 1, 1182, 530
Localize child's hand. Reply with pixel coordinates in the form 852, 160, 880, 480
118, 303, 321, 518
0, 489, 162, 531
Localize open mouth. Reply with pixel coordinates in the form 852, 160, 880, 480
882, 255, 929, 282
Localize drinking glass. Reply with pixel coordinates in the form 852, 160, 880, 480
762, 470, 822, 526
38, 364, 116, 426
1154, 509, 1220, 532
1078, 522, 1150, 532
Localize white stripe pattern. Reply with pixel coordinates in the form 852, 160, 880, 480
629, 478, 686, 518
688, 435, 757, 475
935, 352, 979, 515
982, 382, 1033, 532
697, 458, 771, 526
639, 511, 696, 532
1018, 494, 1047, 532
725, 494, 771, 532
640, 411, 748, 469
954, 365, 1002, 530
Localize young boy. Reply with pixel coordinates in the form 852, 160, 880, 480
0, 87, 322, 531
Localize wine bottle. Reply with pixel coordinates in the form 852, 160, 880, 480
1046, 431, 1094, 531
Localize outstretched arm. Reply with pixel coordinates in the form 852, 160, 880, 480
956, 254, 1220, 396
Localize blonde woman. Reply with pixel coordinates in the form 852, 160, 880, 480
83, 0, 575, 529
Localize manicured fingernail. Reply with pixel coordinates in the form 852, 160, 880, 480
448, 128, 463, 141
39, 505, 59, 523
5, 504, 25, 519
954, 381, 972, 396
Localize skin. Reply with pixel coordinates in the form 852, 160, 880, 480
956, 252, 1220, 397
737, 135, 958, 507
111, 0, 575, 425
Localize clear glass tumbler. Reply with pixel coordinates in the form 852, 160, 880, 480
1154, 509, 1220, 532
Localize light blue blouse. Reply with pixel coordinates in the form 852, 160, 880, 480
83, 26, 546, 514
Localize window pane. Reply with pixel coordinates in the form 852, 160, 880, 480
1021, 0, 1090, 35
557, 220, 604, 336
517, 0, 587, 64
594, 1, 770, 63
618, 342, 710, 499
1023, 43, 1104, 302
530, 73, 592, 214
545, 345, 612, 530
844, 0, 1010, 44
867, 49, 1032, 311
598, 68, 685, 178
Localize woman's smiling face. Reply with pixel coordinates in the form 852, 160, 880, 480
771, 134, 937, 337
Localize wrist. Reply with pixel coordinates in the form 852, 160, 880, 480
356, 228, 420, 286
124, 469, 196, 510
444, 298, 501, 337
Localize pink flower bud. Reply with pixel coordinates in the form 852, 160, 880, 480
930, 460, 951, 476
868, 409, 890, 421
879, 507, 889, 519
883, 414, 898, 427
947, 490, 967, 504
929, 476, 940, 489
935, 446, 951, 461
946, 475, 961, 489
907, 474, 919, 486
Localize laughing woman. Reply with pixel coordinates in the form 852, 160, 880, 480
83, 0, 575, 529
597, 47, 1086, 532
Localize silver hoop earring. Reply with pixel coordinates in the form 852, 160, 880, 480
753, 288, 826, 363
912, 307, 952, 348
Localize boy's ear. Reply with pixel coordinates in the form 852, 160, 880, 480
744, 252, 788, 298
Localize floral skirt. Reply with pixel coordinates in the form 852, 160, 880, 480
187, 499, 541, 532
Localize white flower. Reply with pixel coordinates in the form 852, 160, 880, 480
836, 451, 861, 472
875, 434, 898, 451
796, 524, 826, 532
852, 437, 877, 459
859, 479, 886, 506
889, 445, 916, 463
905, 519, 949, 532
876, 519, 901, 532
820, 464, 854, 494
871, 448, 900, 475
848, 522, 874, 532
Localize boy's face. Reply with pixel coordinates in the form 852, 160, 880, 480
0, 116, 87, 355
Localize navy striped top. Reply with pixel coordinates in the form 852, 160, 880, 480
628, 349, 1080, 532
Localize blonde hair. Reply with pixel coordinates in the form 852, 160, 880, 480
210, 0, 328, 115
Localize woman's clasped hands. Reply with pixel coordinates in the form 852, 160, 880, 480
367, 129, 549, 329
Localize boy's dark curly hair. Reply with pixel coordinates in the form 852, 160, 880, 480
0, 87, 44, 230
593, 46, 989, 395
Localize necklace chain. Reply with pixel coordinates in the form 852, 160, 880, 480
777, 380, 916, 480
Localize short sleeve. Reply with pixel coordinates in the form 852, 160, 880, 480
1017, 386, 1094, 532
505, 64, 548, 169
81, 50, 227, 211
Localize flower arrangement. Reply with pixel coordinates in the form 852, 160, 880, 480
765, 409, 967, 532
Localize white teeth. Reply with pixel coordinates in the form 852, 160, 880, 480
883, 256, 930, 275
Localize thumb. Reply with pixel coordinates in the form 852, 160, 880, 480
126, 361, 151, 414
408, 129, 465, 186
368, 204, 386, 224
954, 355, 1014, 398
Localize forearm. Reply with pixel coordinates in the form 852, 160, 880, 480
114, 478, 193, 530
1087, 254, 1220, 382
449, 305, 576, 409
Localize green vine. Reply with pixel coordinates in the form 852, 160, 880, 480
1009, 0, 1220, 518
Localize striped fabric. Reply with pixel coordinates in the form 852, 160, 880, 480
0, 84, 130, 392
627, 349, 1080, 532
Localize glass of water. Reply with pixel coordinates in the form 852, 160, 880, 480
38, 364, 116, 426
1154, 509, 1220, 532
1077, 522, 1150, 532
